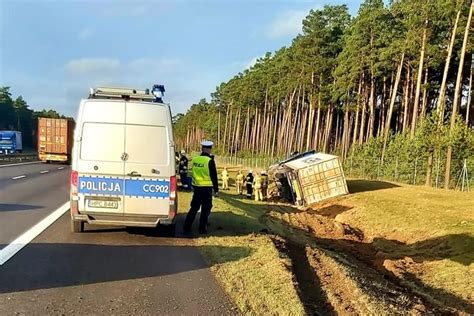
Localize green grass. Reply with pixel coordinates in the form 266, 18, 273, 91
338, 179, 474, 307
177, 190, 305, 315
177, 172, 474, 313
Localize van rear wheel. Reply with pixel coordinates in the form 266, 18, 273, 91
71, 220, 84, 233
158, 223, 175, 237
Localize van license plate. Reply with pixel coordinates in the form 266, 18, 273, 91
88, 200, 118, 209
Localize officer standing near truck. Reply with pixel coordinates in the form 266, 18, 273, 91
183, 140, 219, 234
245, 170, 254, 199
179, 150, 189, 189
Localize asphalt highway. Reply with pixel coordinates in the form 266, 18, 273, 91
0, 162, 235, 315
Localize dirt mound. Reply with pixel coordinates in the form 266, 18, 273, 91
264, 204, 461, 314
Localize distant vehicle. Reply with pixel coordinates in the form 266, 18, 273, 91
0, 131, 22, 154
37, 118, 75, 163
70, 85, 177, 235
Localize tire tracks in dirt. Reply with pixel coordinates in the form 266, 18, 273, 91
262, 203, 460, 315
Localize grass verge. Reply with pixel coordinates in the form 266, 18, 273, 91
177, 168, 474, 314
177, 189, 306, 315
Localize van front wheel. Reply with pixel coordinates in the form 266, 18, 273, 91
71, 220, 84, 233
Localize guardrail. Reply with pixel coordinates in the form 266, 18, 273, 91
0, 153, 38, 163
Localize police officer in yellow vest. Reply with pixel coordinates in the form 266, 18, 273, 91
183, 140, 219, 234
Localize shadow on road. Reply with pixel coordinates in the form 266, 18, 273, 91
0, 204, 43, 212
0, 243, 251, 294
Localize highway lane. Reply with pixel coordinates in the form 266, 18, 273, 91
0, 162, 236, 314
0, 163, 70, 247
0, 214, 236, 315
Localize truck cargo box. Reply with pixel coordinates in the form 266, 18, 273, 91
37, 118, 75, 162
269, 151, 348, 207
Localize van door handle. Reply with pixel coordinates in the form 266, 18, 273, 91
151, 168, 160, 174
127, 171, 141, 177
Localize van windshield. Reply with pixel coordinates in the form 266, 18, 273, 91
125, 124, 168, 164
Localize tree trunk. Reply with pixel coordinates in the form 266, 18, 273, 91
425, 153, 433, 187
420, 68, 429, 119
353, 75, 363, 145
466, 54, 474, 125
382, 51, 405, 163
402, 66, 410, 133
411, 20, 428, 137
342, 108, 349, 159
245, 107, 250, 150
271, 102, 279, 157
437, 8, 462, 122
307, 97, 314, 151
217, 111, 221, 151
314, 90, 322, 149
226, 108, 233, 154
235, 108, 242, 150
323, 107, 334, 152
445, 1, 473, 189
359, 82, 367, 144
368, 72, 375, 139
378, 77, 387, 137
222, 104, 230, 151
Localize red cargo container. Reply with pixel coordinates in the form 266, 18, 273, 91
37, 118, 75, 163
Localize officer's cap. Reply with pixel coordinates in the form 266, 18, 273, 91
180, 150, 186, 154
201, 140, 214, 148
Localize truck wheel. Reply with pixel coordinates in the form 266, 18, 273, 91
71, 220, 84, 233
158, 223, 175, 237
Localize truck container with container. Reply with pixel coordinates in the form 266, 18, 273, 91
37, 118, 75, 163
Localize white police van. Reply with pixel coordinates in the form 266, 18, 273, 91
70, 85, 177, 235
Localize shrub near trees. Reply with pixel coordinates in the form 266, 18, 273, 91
0, 86, 73, 149
174, 0, 474, 188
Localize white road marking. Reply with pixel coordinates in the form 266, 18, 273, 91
11, 175, 26, 180
57, 167, 65, 170
40, 170, 49, 174
0, 202, 69, 266
0, 161, 41, 168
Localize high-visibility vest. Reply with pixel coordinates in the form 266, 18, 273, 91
192, 155, 213, 187
236, 174, 244, 182
222, 170, 229, 180
254, 175, 262, 189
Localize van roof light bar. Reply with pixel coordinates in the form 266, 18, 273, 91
88, 85, 166, 103
89, 86, 156, 101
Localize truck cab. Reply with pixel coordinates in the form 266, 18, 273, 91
0, 131, 22, 154
70, 86, 177, 235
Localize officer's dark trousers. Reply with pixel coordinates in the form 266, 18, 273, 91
246, 183, 253, 198
184, 186, 213, 232
179, 172, 188, 187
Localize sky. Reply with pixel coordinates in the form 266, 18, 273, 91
0, 0, 363, 117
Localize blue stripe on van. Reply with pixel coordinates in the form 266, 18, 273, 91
78, 176, 170, 198
78, 177, 123, 196
125, 179, 170, 198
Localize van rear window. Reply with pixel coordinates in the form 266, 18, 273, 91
125, 125, 168, 164
80, 123, 124, 162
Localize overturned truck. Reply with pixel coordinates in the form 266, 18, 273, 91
268, 151, 348, 207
